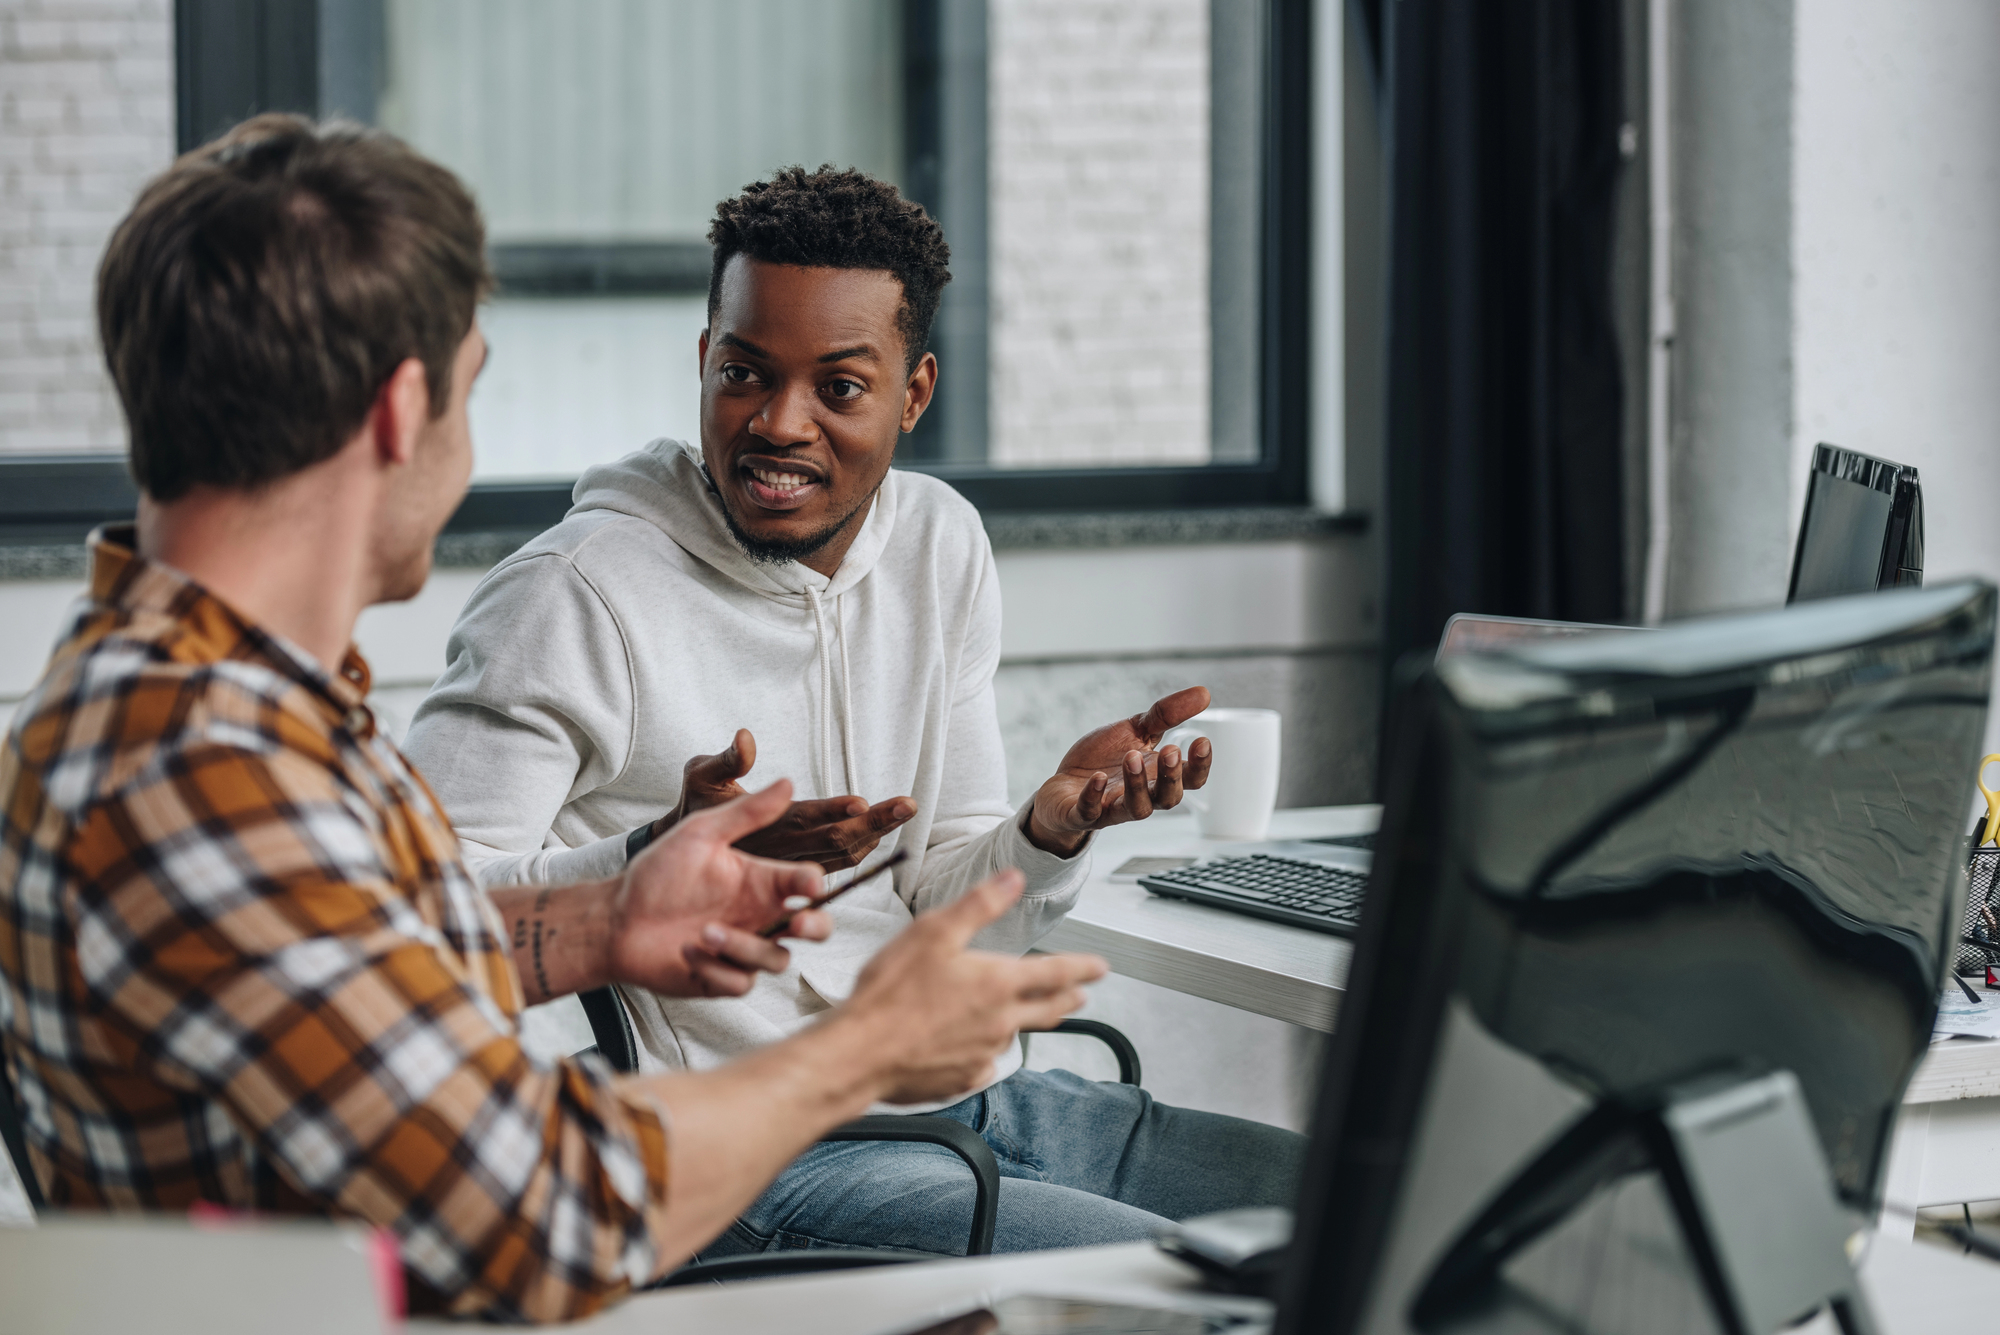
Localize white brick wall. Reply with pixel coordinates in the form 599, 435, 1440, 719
0, 0, 172, 455
989, 0, 1212, 468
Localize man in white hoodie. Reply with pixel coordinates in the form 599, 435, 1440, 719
403, 166, 1306, 1256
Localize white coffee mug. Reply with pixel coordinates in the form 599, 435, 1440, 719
1164, 708, 1282, 841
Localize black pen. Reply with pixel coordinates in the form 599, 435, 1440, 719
759, 850, 910, 938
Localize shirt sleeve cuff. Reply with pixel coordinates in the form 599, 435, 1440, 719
463, 830, 633, 888
1004, 802, 1094, 892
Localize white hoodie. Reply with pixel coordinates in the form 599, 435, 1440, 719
402, 439, 1092, 1103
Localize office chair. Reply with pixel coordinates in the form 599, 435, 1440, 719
576, 985, 1143, 1286
1, 1053, 44, 1214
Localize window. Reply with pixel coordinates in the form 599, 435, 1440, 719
374, 0, 1308, 510
374, 0, 909, 482
1, 0, 1313, 541
987, 0, 1263, 470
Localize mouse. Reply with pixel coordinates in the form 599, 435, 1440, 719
1155, 1207, 1293, 1297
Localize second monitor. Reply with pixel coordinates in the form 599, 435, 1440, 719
1788, 443, 1925, 602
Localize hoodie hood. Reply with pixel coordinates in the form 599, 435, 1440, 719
567, 438, 899, 604
567, 438, 898, 801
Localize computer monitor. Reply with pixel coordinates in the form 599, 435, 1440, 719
1435, 613, 1635, 661
1280, 581, 1994, 1335
1788, 443, 1925, 603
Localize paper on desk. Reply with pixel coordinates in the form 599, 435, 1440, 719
1932, 985, 2000, 1042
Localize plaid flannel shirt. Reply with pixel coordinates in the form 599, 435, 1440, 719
0, 530, 672, 1321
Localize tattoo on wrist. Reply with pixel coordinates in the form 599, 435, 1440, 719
516, 888, 556, 998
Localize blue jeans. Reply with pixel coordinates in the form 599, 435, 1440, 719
698, 1068, 1307, 1257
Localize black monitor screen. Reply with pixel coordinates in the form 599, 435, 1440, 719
1283, 582, 1994, 1335
1791, 472, 1894, 601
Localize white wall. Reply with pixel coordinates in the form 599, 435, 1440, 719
1662, 0, 2000, 766
1792, 0, 2000, 681
1665, 0, 1796, 617
993, 538, 1369, 660
0, 577, 79, 695
1670, 0, 2000, 752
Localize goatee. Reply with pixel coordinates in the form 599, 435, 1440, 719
708, 470, 882, 567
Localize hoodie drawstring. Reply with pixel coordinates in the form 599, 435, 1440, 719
835, 593, 859, 798
804, 586, 860, 800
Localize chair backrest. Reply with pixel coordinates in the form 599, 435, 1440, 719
577, 986, 639, 1072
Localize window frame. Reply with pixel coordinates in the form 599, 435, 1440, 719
0, 0, 1318, 548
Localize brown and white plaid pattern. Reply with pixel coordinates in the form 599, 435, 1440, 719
0, 529, 671, 1322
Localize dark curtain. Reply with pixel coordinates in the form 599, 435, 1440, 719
1379, 0, 1628, 670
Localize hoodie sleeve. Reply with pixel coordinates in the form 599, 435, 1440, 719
403, 552, 638, 887
903, 542, 1093, 951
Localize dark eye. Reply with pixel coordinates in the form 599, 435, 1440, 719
721, 363, 758, 384
826, 378, 864, 400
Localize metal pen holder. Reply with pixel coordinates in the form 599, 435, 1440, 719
1960, 832, 2000, 976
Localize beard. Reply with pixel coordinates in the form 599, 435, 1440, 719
709, 469, 884, 567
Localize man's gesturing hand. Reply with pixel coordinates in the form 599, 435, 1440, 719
841, 870, 1108, 1105
652, 728, 916, 873
1025, 686, 1215, 855
611, 780, 836, 999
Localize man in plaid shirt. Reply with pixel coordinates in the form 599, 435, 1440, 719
0, 115, 1105, 1322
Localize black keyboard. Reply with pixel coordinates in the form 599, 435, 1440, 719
1138, 854, 1369, 936
1309, 831, 1377, 852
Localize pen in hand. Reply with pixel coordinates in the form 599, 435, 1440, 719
759, 849, 911, 938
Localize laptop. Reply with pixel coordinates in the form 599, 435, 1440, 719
1137, 614, 1638, 936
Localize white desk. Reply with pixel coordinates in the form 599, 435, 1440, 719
436, 1234, 1999, 1335
1040, 806, 1374, 1032
1887, 1050, 2000, 1235
1044, 805, 2000, 1232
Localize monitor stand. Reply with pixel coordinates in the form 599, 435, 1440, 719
1412, 1070, 1878, 1335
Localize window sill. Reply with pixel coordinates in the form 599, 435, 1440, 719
981, 507, 1365, 551
0, 543, 90, 580
0, 506, 1370, 580
430, 507, 1368, 567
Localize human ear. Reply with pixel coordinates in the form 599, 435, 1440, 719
372, 357, 431, 468
900, 352, 939, 433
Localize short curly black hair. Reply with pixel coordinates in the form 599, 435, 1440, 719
707, 165, 951, 375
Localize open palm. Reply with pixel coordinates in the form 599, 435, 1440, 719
1026, 686, 1214, 853
652, 729, 915, 872
609, 782, 828, 997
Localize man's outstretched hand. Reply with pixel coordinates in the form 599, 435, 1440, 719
494, 781, 837, 1007
611, 780, 837, 998
1025, 686, 1214, 856
651, 728, 915, 873
841, 869, 1109, 1104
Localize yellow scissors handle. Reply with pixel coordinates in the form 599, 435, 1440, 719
1980, 754, 2000, 847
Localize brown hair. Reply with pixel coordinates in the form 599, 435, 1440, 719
97, 114, 491, 501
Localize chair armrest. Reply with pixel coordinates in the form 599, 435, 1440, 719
651, 1248, 932, 1288
575, 997, 999, 1254
1050, 1018, 1143, 1086
577, 986, 639, 1073
0, 1057, 43, 1213
821, 1115, 999, 1256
